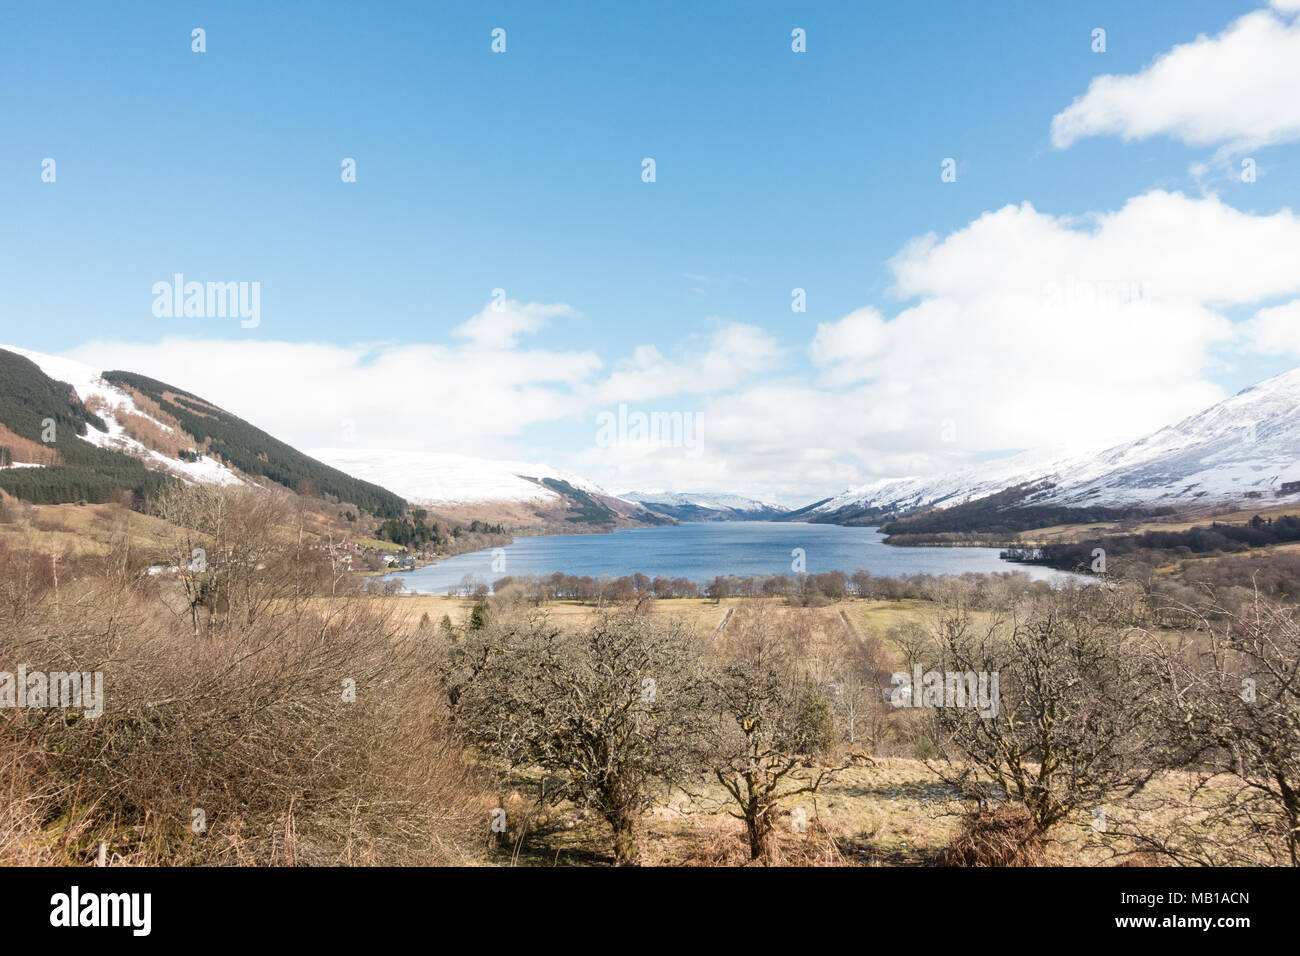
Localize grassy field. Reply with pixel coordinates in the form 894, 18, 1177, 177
484, 756, 1250, 867
0, 497, 350, 559
354, 536, 403, 552
383, 592, 936, 651
0, 500, 179, 556
387, 593, 729, 629
490, 758, 959, 866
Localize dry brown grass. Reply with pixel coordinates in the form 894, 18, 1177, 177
935, 805, 1053, 867
641, 814, 851, 867
0, 501, 180, 558
467, 727, 1278, 867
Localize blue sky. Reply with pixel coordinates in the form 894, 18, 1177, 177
2, 1, 1298, 504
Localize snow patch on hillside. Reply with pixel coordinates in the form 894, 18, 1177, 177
618, 490, 787, 513
2, 345, 242, 486
814, 366, 1300, 516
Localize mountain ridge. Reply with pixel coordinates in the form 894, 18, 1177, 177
0, 345, 406, 517
615, 490, 790, 521
809, 365, 1300, 525
308, 447, 668, 528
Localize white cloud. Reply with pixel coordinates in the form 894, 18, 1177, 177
453, 299, 576, 349
584, 322, 782, 404
1241, 299, 1300, 354
1051, 6, 1300, 153
809, 308, 888, 384
802, 191, 1300, 456
570, 380, 880, 504
55, 311, 790, 496
64, 309, 602, 455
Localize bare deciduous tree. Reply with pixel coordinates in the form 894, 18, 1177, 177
1139, 594, 1300, 865
906, 587, 1169, 836
152, 483, 334, 637
707, 603, 852, 862
445, 610, 711, 864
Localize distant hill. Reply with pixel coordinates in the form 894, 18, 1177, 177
617, 490, 790, 521
804, 365, 1300, 533
0, 346, 406, 517
309, 448, 670, 528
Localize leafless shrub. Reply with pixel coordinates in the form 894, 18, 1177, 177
1134, 592, 1300, 865
902, 585, 1171, 836
0, 486, 490, 866
935, 805, 1051, 867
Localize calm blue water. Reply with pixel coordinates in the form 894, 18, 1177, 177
387, 521, 1066, 594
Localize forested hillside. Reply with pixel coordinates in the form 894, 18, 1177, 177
0, 350, 171, 504
103, 370, 406, 517
0, 349, 408, 516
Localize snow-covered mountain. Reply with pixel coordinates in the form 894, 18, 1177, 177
307, 448, 667, 526
310, 448, 619, 507
1, 345, 242, 486
805, 447, 1081, 520
617, 490, 789, 521
809, 366, 1300, 521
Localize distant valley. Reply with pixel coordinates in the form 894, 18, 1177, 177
3, 343, 1298, 551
